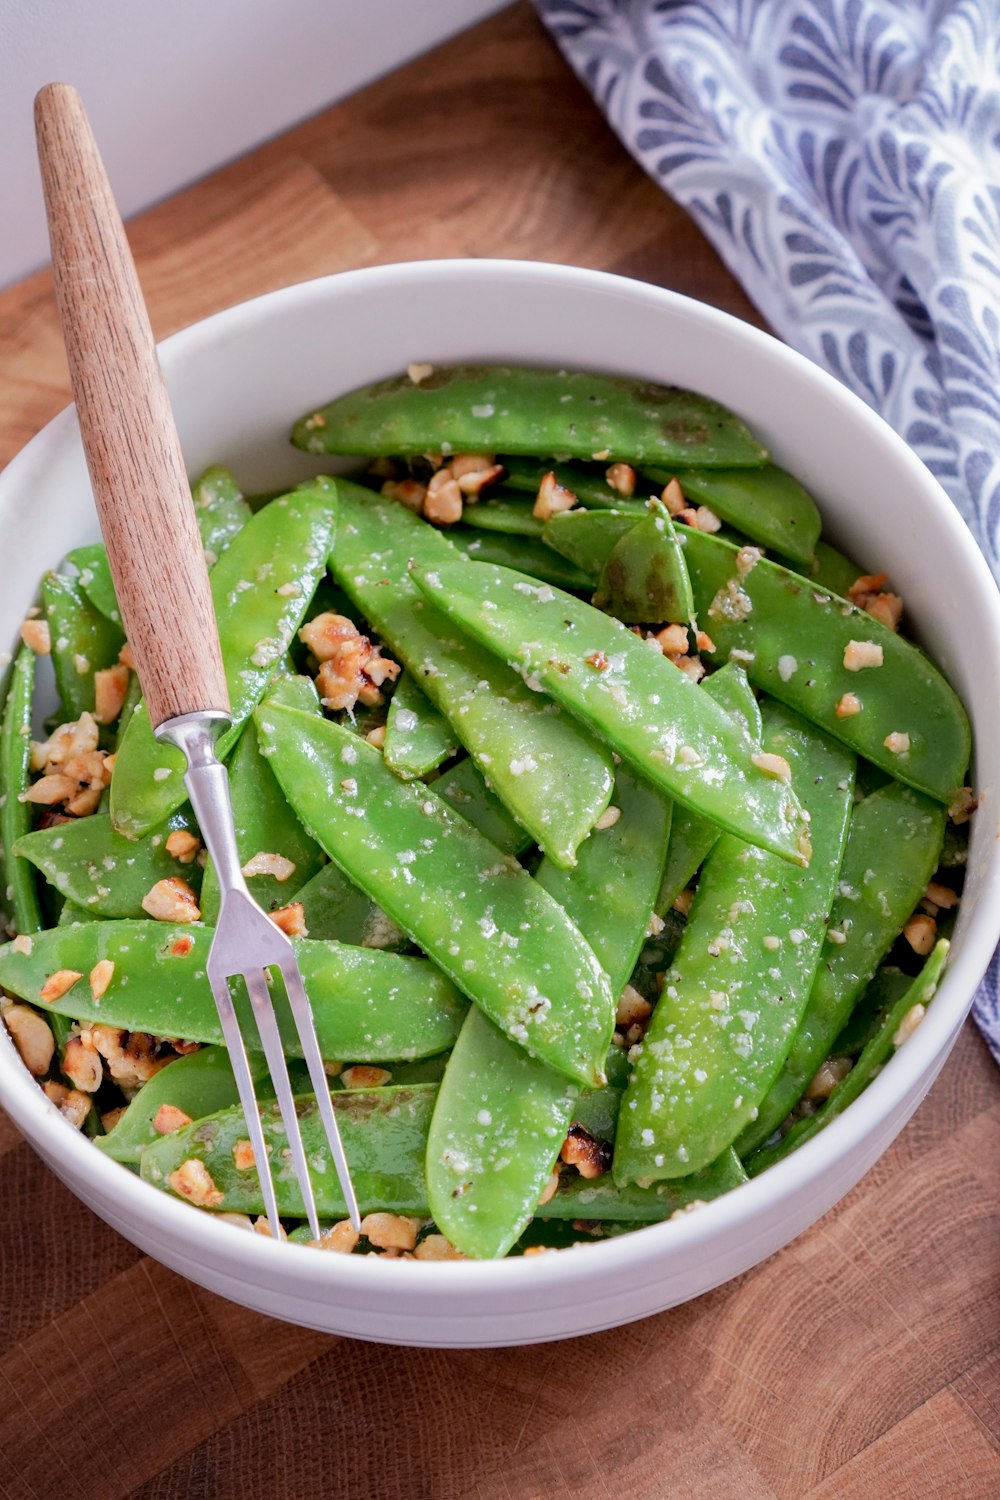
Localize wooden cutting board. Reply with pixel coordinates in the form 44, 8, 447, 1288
1, 7, 998, 1496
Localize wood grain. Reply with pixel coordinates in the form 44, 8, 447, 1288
1, 7, 999, 1497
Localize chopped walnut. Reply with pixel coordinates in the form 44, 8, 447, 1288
315, 1221, 360, 1254
63, 1034, 103, 1092
805, 1056, 853, 1100
924, 881, 959, 910
695, 630, 716, 654
88, 1024, 170, 1090
3, 1003, 55, 1076
560, 1125, 611, 1180
23, 712, 111, 815
101, 1107, 127, 1132
605, 462, 636, 497
241, 851, 296, 883
904, 913, 936, 955
673, 887, 695, 916
883, 731, 910, 756
381, 478, 427, 513
270, 902, 307, 938
39, 968, 82, 1003
836, 692, 862, 718
33, 712, 99, 770
93, 664, 130, 725
170, 934, 194, 958
843, 639, 884, 671
585, 650, 609, 671
692, 506, 722, 533
89, 959, 115, 1000
673, 655, 706, 683
594, 806, 621, 831
341, 1065, 392, 1089
20, 618, 51, 654
616, 984, 653, 1029
153, 1103, 193, 1135
450, 453, 504, 497
533, 471, 578, 520
253, 1217, 288, 1240
948, 787, 977, 824
537, 1168, 560, 1207
407, 362, 434, 384
361, 1212, 419, 1251
413, 1233, 465, 1260
165, 829, 201, 864
118, 642, 136, 670
661, 478, 686, 515
423, 470, 463, 525
43, 1081, 91, 1130
751, 752, 792, 781
232, 1139, 256, 1170
168, 1158, 224, 1207
893, 1003, 926, 1048
141, 877, 201, 923
654, 624, 689, 656
302, 612, 400, 712
366, 724, 387, 749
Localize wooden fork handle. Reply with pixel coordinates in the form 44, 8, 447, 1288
34, 82, 229, 727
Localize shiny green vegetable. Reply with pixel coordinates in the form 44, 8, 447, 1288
191, 465, 252, 563
746, 941, 949, 1174
255, 702, 615, 1087
1, 648, 43, 937
459, 494, 545, 538
111, 478, 339, 840
41, 572, 124, 721
643, 464, 821, 564
0, 920, 466, 1061
96, 1045, 266, 1164
593, 502, 694, 624
142, 1086, 436, 1217
451, 529, 591, 591
292, 860, 407, 949
433, 756, 533, 857
501, 455, 648, 510
539, 1147, 748, 1221
15, 809, 202, 918
614, 704, 855, 1183
832, 965, 912, 1058
383, 675, 458, 781
293, 366, 769, 468
65, 544, 121, 624
329, 482, 614, 868
414, 561, 811, 866
541, 507, 641, 577
736, 781, 945, 1155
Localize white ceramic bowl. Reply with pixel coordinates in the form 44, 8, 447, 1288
2, 260, 999, 1347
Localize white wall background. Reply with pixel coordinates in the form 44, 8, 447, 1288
1, 0, 509, 289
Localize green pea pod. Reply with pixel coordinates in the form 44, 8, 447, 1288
679, 529, 971, 803
292, 860, 407, 949
746, 941, 949, 1175
831, 966, 912, 1058
1, 648, 43, 936
383, 675, 458, 781
434, 756, 533, 857
41, 572, 125, 721
95, 1045, 269, 1165
655, 664, 762, 913
255, 702, 614, 1087
141, 1085, 436, 1218
293, 366, 769, 468
114, 670, 142, 749
451, 530, 591, 592
802, 540, 864, 598
191, 465, 252, 564
0, 921, 466, 1061
413, 561, 811, 866
541, 508, 636, 578
501, 455, 649, 510
593, 501, 694, 623
426, 1008, 579, 1258
111, 478, 339, 839
643, 465, 821, 565
65, 544, 121, 624
329, 482, 614, 868
57, 899, 100, 926
459, 493, 545, 538
14, 809, 201, 918
540, 1147, 748, 1221
735, 781, 945, 1155
615, 704, 855, 1184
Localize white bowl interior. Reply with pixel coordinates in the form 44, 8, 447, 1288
2, 259, 999, 1346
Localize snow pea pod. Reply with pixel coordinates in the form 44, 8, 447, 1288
0, 920, 466, 1061
746, 941, 949, 1175
414, 562, 811, 866
735, 780, 945, 1155
293, 366, 769, 468
142, 1085, 435, 1218
451, 530, 591, 591
542, 508, 639, 578
643, 464, 821, 565
679, 529, 971, 803
255, 702, 614, 1087
427, 1008, 579, 1258
802, 540, 864, 598
831, 965, 911, 1058
459, 494, 545, 538
292, 860, 407, 950
615, 704, 855, 1184
383, 674, 458, 781
434, 756, 533, 857
329, 482, 614, 868
66, 544, 120, 624
95, 1045, 267, 1165
111, 478, 339, 839
593, 502, 694, 624
1, 648, 43, 937
14, 809, 201, 918
540, 1147, 748, 1221
41, 572, 125, 720
191, 465, 252, 564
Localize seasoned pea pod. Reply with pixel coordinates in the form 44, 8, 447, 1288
1, 648, 43, 937
540, 1147, 748, 1221
831, 965, 911, 1058
643, 464, 821, 564
142, 1086, 435, 1218
293, 860, 407, 950
293, 366, 769, 468
41, 572, 125, 721
541, 508, 636, 578
593, 502, 694, 624
746, 941, 949, 1175
111, 478, 339, 839
434, 755, 533, 857
451, 530, 591, 591
427, 1009, 579, 1258
735, 781, 945, 1155
679, 529, 971, 803
66, 544, 120, 624
0, 921, 466, 1062
802, 540, 865, 598
14, 809, 201, 918
329, 482, 614, 868
614, 704, 855, 1184
459, 494, 545, 538
190, 464, 252, 563
383, 675, 458, 781
502, 455, 648, 510
255, 702, 615, 1087
95, 1045, 268, 1164
413, 561, 811, 866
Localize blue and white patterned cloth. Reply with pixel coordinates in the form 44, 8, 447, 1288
538, 0, 1000, 1057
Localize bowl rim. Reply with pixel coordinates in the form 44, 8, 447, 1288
2, 254, 999, 1293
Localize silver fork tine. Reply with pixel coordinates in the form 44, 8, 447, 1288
242, 966, 323, 1242
279, 955, 362, 1232
209, 967, 283, 1237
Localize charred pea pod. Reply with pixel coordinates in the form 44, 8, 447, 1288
592, 501, 695, 624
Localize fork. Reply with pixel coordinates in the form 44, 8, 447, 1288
34, 82, 360, 1242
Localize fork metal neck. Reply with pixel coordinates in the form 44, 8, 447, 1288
155, 710, 248, 896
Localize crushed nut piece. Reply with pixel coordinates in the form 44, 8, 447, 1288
316, 1221, 360, 1254
751, 752, 792, 781
407, 362, 434, 384
924, 881, 959, 910
141, 877, 201, 923
341, 1064, 392, 1089
20, 618, 51, 654
366, 724, 387, 748
423, 469, 463, 525
673, 654, 705, 682
560, 1124, 611, 1179
241, 851, 296, 883
101, 1107, 127, 1132
533, 471, 578, 521
89, 959, 115, 1000
947, 786, 977, 824
270, 902, 307, 938
585, 651, 609, 671
673, 888, 695, 916
904, 913, 936, 955
153, 1104, 194, 1135
843, 639, 884, 671
883, 731, 910, 756
89, 1025, 170, 1090
661, 478, 686, 515
805, 1056, 853, 1100
232, 1138, 256, 1170
836, 692, 862, 718
654, 624, 689, 656
361, 1212, 419, 1251
538, 1169, 560, 1207
605, 462, 636, 497
42, 1081, 91, 1129
168, 1158, 224, 1207
169, 934, 194, 958
451, 453, 504, 497
303, 612, 401, 712
616, 983, 653, 1028
165, 829, 201, 864
595, 806, 621, 831
93, 664, 130, 725
695, 630, 716, 653
39, 968, 82, 1003
381, 478, 427, 513
865, 593, 903, 631
893, 1003, 926, 1048
3, 1003, 55, 1076
413, 1233, 465, 1260
693, 506, 722, 533
253, 1216, 288, 1240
